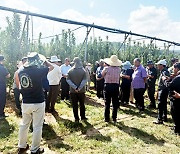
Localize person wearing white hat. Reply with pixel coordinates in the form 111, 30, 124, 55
46, 56, 62, 113
153, 59, 170, 124
102, 55, 122, 122
17, 52, 54, 154
120, 61, 134, 105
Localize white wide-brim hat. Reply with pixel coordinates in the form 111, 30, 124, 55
104, 55, 122, 67
50, 55, 60, 62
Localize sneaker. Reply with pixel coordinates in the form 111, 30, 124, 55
153, 120, 163, 124
18, 144, 29, 154
31, 148, 44, 154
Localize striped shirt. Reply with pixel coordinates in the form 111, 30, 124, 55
103, 66, 121, 84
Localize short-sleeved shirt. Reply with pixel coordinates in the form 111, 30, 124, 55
60, 64, 71, 76
121, 69, 134, 87
0, 64, 9, 85
132, 65, 147, 89
18, 66, 49, 104
146, 67, 157, 85
103, 66, 121, 84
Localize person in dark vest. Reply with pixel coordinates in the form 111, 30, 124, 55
146, 61, 157, 109
102, 55, 122, 123
66, 57, 87, 122
0, 55, 10, 119
96, 59, 104, 99
60, 58, 71, 100
153, 59, 170, 124
16, 52, 54, 154
120, 61, 134, 106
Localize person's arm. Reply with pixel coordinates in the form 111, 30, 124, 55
15, 71, 20, 89
78, 72, 88, 91
173, 91, 180, 98
44, 61, 54, 72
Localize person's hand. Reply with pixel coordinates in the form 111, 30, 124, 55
96, 78, 101, 81
173, 91, 180, 99
162, 76, 169, 81
75, 88, 80, 93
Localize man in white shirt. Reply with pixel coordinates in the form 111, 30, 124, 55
47, 56, 62, 113
60, 58, 71, 100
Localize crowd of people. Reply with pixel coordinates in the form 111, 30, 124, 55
0, 52, 180, 154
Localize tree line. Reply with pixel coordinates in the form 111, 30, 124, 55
0, 13, 179, 90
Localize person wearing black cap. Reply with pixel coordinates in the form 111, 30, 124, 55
0, 55, 10, 120
162, 62, 180, 135
146, 61, 157, 109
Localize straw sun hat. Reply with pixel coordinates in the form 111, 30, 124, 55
104, 55, 122, 67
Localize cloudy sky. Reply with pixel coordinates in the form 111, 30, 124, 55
0, 0, 179, 50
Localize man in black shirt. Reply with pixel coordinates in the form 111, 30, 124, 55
0, 55, 10, 119
16, 52, 54, 154
146, 61, 157, 109
163, 63, 180, 135
120, 61, 134, 105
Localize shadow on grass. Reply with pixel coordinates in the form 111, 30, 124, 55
0, 119, 15, 139
85, 96, 104, 108
42, 123, 72, 151
52, 112, 111, 142
114, 122, 165, 145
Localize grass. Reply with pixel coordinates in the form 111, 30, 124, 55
0, 89, 180, 154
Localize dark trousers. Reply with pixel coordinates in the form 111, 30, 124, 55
171, 101, 180, 132
134, 88, 145, 111
13, 88, 21, 111
70, 93, 86, 120
61, 77, 70, 100
120, 84, 131, 103
157, 89, 168, 121
0, 84, 6, 116
46, 85, 59, 111
147, 85, 156, 107
96, 79, 104, 98
104, 83, 119, 121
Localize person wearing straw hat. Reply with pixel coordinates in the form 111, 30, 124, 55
102, 55, 122, 123
16, 52, 54, 154
66, 57, 87, 122
96, 59, 105, 99
153, 59, 170, 124
146, 60, 157, 109
0, 55, 10, 120
120, 61, 134, 106
46, 56, 62, 113
132, 58, 147, 112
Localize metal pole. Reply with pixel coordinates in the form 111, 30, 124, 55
85, 26, 88, 63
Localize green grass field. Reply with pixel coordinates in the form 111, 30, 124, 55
0, 90, 180, 154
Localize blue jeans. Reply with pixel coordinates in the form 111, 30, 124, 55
13, 88, 21, 111
0, 84, 6, 116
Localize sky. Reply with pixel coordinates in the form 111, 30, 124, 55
0, 0, 179, 50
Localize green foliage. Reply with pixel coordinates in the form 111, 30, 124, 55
0, 13, 179, 90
